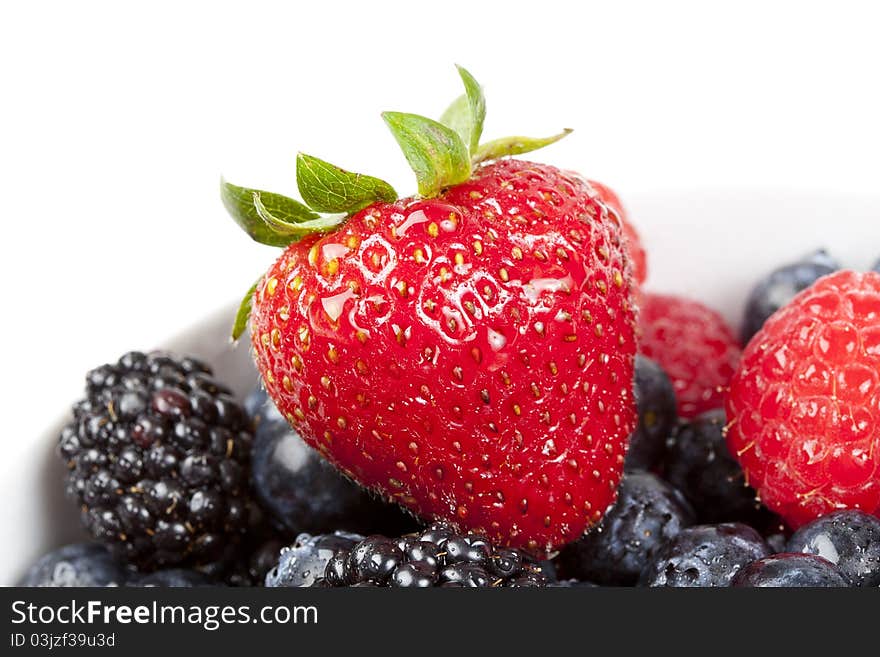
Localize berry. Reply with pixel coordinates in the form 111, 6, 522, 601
625, 355, 677, 471
265, 532, 364, 587
731, 553, 849, 587
58, 351, 261, 572
18, 543, 127, 587
664, 409, 772, 525
587, 179, 647, 285
318, 523, 549, 587
873, 258, 880, 273
741, 249, 839, 344
128, 568, 216, 587
785, 510, 880, 587
639, 523, 771, 587
225, 67, 639, 554
725, 271, 880, 528
638, 293, 741, 418
247, 387, 415, 535
556, 472, 694, 585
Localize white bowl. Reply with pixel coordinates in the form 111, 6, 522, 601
6, 189, 880, 584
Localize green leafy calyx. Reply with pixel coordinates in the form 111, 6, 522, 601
296, 153, 397, 213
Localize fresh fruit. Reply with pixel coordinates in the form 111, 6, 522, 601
222, 66, 638, 554
556, 472, 694, 585
317, 523, 548, 587
625, 355, 677, 471
587, 179, 647, 285
58, 351, 261, 572
639, 523, 770, 587
247, 387, 415, 535
725, 270, 880, 528
731, 553, 849, 587
128, 568, 216, 587
18, 543, 126, 587
872, 258, 879, 274
638, 293, 741, 419
664, 409, 772, 525
785, 510, 880, 587
265, 531, 364, 587
741, 249, 839, 344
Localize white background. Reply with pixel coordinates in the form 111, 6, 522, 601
2, 1, 880, 577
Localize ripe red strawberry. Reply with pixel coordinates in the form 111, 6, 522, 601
222, 67, 638, 554
638, 292, 741, 418
725, 270, 880, 528
587, 179, 647, 285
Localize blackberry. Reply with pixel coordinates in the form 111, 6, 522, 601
18, 543, 127, 587
639, 523, 771, 587
556, 472, 694, 585
58, 351, 261, 573
265, 531, 364, 587
625, 356, 677, 471
785, 510, 880, 587
128, 568, 217, 587
247, 387, 415, 536
663, 409, 775, 526
731, 553, 850, 587
741, 248, 839, 343
317, 523, 549, 587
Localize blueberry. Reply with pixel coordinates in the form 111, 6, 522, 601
785, 510, 880, 587
265, 531, 364, 587
557, 472, 695, 585
664, 409, 775, 526
640, 523, 771, 587
247, 388, 415, 535
625, 356, 678, 471
741, 248, 839, 344
128, 569, 216, 587
732, 553, 850, 587
18, 543, 127, 587
873, 258, 880, 274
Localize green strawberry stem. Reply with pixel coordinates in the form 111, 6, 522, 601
222, 64, 573, 340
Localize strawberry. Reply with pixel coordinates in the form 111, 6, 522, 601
221, 67, 638, 554
725, 270, 880, 528
586, 179, 647, 285
638, 292, 741, 418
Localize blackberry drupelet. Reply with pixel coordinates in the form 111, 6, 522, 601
58, 351, 261, 573
740, 248, 839, 343
624, 356, 678, 471
556, 472, 695, 585
639, 523, 771, 587
317, 523, 549, 587
731, 553, 850, 587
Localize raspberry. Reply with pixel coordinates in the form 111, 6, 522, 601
638, 293, 741, 418
725, 271, 880, 528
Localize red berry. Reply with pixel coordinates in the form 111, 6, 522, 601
725, 270, 880, 528
587, 179, 647, 285
251, 159, 638, 554
638, 292, 741, 418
